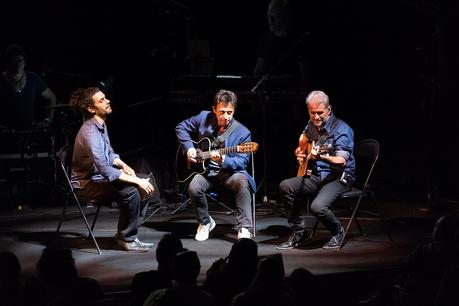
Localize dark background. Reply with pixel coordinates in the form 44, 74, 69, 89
1, 0, 458, 205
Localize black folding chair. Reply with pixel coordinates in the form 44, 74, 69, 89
55, 145, 103, 255
309, 139, 393, 249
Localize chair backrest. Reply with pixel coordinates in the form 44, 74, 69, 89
57, 145, 74, 188
352, 139, 379, 191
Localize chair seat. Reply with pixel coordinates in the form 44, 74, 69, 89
340, 188, 373, 199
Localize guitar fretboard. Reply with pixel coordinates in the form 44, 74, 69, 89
198, 146, 239, 160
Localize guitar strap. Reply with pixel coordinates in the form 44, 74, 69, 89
212, 119, 240, 148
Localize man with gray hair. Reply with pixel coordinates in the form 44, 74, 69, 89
277, 90, 355, 249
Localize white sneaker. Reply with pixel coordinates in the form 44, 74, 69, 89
237, 227, 253, 239
195, 216, 216, 241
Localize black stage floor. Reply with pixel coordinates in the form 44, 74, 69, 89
0, 196, 457, 294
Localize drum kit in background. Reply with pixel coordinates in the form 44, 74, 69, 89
0, 103, 81, 210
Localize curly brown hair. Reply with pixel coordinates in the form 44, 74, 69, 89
69, 87, 100, 119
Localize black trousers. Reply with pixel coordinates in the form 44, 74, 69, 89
75, 173, 153, 242
279, 175, 350, 236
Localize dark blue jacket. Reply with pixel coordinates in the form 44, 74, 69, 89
176, 110, 256, 191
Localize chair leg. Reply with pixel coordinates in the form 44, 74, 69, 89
90, 203, 102, 232
205, 193, 235, 215
339, 195, 364, 250
251, 193, 256, 237
171, 197, 191, 215
141, 201, 165, 225
71, 193, 102, 255
309, 219, 319, 240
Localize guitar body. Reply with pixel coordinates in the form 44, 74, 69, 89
296, 133, 333, 177
297, 133, 314, 177
175, 137, 259, 183
175, 138, 210, 183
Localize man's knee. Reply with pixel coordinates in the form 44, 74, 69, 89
279, 179, 292, 195
124, 186, 141, 201
188, 183, 205, 197
230, 174, 249, 192
310, 201, 327, 215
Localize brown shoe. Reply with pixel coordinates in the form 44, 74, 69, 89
115, 238, 149, 252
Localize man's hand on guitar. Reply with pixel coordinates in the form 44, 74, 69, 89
210, 150, 224, 165
312, 145, 330, 161
295, 147, 306, 165
187, 147, 198, 163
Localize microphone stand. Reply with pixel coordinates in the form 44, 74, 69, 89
250, 30, 309, 204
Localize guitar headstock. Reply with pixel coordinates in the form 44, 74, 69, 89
237, 142, 259, 153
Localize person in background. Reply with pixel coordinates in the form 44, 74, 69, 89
253, 0, 310, 90
0, 44, 56, 129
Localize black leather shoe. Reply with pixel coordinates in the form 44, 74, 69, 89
135, 238, 155, 248
115, 239, 149, 252
276, 229, 311, 250
322, 226, 345, 249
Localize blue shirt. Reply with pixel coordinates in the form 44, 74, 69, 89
71, 118, 121, 189
304, 112, 355, 183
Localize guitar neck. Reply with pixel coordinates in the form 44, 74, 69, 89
197, 145, 239, 160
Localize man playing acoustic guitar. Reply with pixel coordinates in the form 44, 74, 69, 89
277, 90, 355, 250
176, 89, 257, 241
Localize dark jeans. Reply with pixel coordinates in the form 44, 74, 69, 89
279, 174, 350, 236
188, 171, 252, 229
75, 173, 153, 242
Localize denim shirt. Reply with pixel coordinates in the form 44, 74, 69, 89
304, 113, 355, 183
71, 118, 121, 189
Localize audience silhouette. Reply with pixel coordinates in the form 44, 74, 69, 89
22, 246, 103, 306
288, 267, 320, 306
130, 233, 184, 306
434, 265, 459, 306
204, 238, 259, 306
231, 254, 294, 306
143, 249, 215, 306
392, 215, 459, 306
0, 251, 23, 306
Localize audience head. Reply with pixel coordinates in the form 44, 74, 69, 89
36, 246, 77, 284
289, 268, 318, 300
251, 254, 285, 290
156, 233, 184, 270
172, 250, 200, 285
0, 251, 21, 284
227, 237, 258, 269
432, 215, 459, 249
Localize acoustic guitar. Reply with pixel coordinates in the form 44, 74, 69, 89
297, 133, 332, 177
175, 137, 259, 183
